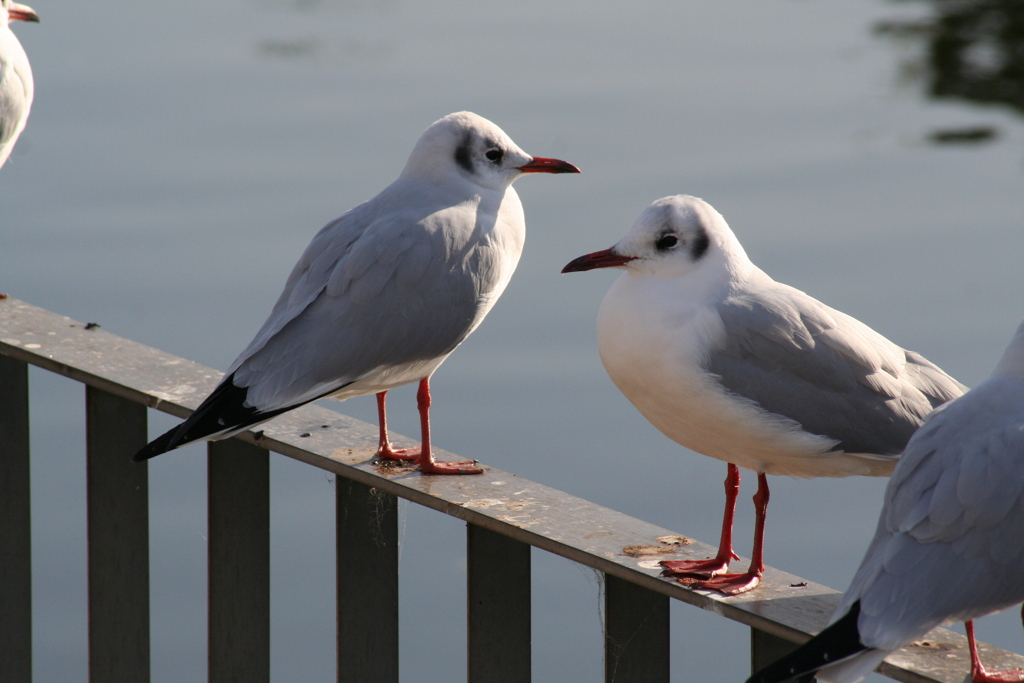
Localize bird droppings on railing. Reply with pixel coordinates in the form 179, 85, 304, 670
372, 458, 408, 474
464, 498, 515, 509
622, 546, 674, 557
582, 530, 614, 540
638, 562, 669, 575
495, 515, 535, 529
371, 457, 421, 476
911, 640, 957, 652
150, 384, 200, 403
656, 535, 689, 545
621, 535, 692, 558
673, 576, 707, 589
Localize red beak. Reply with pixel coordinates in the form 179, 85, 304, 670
561, 248, 636, 273
8, 3, 40, 22
517, 157, 581, 174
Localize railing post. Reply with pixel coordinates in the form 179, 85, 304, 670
604, 574, 669, 683
208, 438, 270, 683
0, 355, 31, 683
85, 386, 151, 683
336, 477, 399, 683
752, 628, 806, 678
467, 524, 531, 683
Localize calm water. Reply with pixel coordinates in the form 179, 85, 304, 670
3, 1, 1023, 681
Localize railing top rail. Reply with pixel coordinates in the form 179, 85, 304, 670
2, 295, 1020, 683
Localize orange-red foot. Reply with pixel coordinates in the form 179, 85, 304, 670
973, 667, 1024, 683
377, 443, 420, 462
419, 458, 484, 475
660, 555, 736, 578
967, 619, 1024, 682
682, 569, 762, 595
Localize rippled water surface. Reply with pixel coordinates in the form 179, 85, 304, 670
3, 1, 1023, 681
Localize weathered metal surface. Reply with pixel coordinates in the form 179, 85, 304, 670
468, 525, 531, 683
86, 386, 151, 683
208, 439, 270, 683
336, 477, 399, 683
605, 573, 670, 683
0, 355, 31, 683
880, 628, 1024, 683
3, 295, 1023, 683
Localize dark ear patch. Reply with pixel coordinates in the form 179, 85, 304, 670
691, 227, 710, 260
454, 132, 474, 173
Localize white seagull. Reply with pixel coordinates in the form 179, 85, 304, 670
562, 195, 965, 593
134, 112, 579, 473
747, 318, 1024, 683
0, 0, 38, 169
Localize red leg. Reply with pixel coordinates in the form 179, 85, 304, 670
414, 378, 483, 475
967, 619, 1024, 682
375, 390, 420, 461
687, 472, 769, 595
661, 463, 742, 578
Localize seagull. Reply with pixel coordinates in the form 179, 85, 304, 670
747, 318, 1024, 683
562, 195, 965, 593
133, 112, 579, 473
0, 0, 38, 169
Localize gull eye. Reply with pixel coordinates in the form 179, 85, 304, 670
485, 148, 504, 163
655, 234, 679, 251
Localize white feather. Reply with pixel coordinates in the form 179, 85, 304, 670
591, 195, 965, 478
0, 0, 35, 169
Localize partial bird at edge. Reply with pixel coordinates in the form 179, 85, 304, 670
747, 317, 1024, 683
0, 0, 39, 170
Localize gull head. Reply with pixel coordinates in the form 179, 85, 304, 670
2, 0, 40, 26
401, 111, 579, 192
563, 195, 744, 279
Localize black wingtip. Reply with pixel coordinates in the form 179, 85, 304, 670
130, 373, 253, 464
131, 428, 181, 464
129, 372, 320, 464
746, 602, 865, 683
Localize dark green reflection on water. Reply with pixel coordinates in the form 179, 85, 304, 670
878, 0, 1024, 143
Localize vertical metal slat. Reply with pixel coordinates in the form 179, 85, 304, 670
751, 628, 806, 678
467, 524, 531, 683
604, 574, 669, 683
336, 477, 398, 683
86, 386, 150, 683
0, 355, 31, 683
208, 438, 270, 683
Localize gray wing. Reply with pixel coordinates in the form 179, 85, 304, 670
705, 281, 966, 456
837, 376, 1024, 650
227, 180, 506, 410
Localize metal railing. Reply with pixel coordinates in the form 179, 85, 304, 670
2, 296, 1022, 683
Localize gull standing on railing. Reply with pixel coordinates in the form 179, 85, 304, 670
134, 112, 580, 473
562, 195, 965, 593
748, 318, 1024, 683
0, 0, 38, 169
